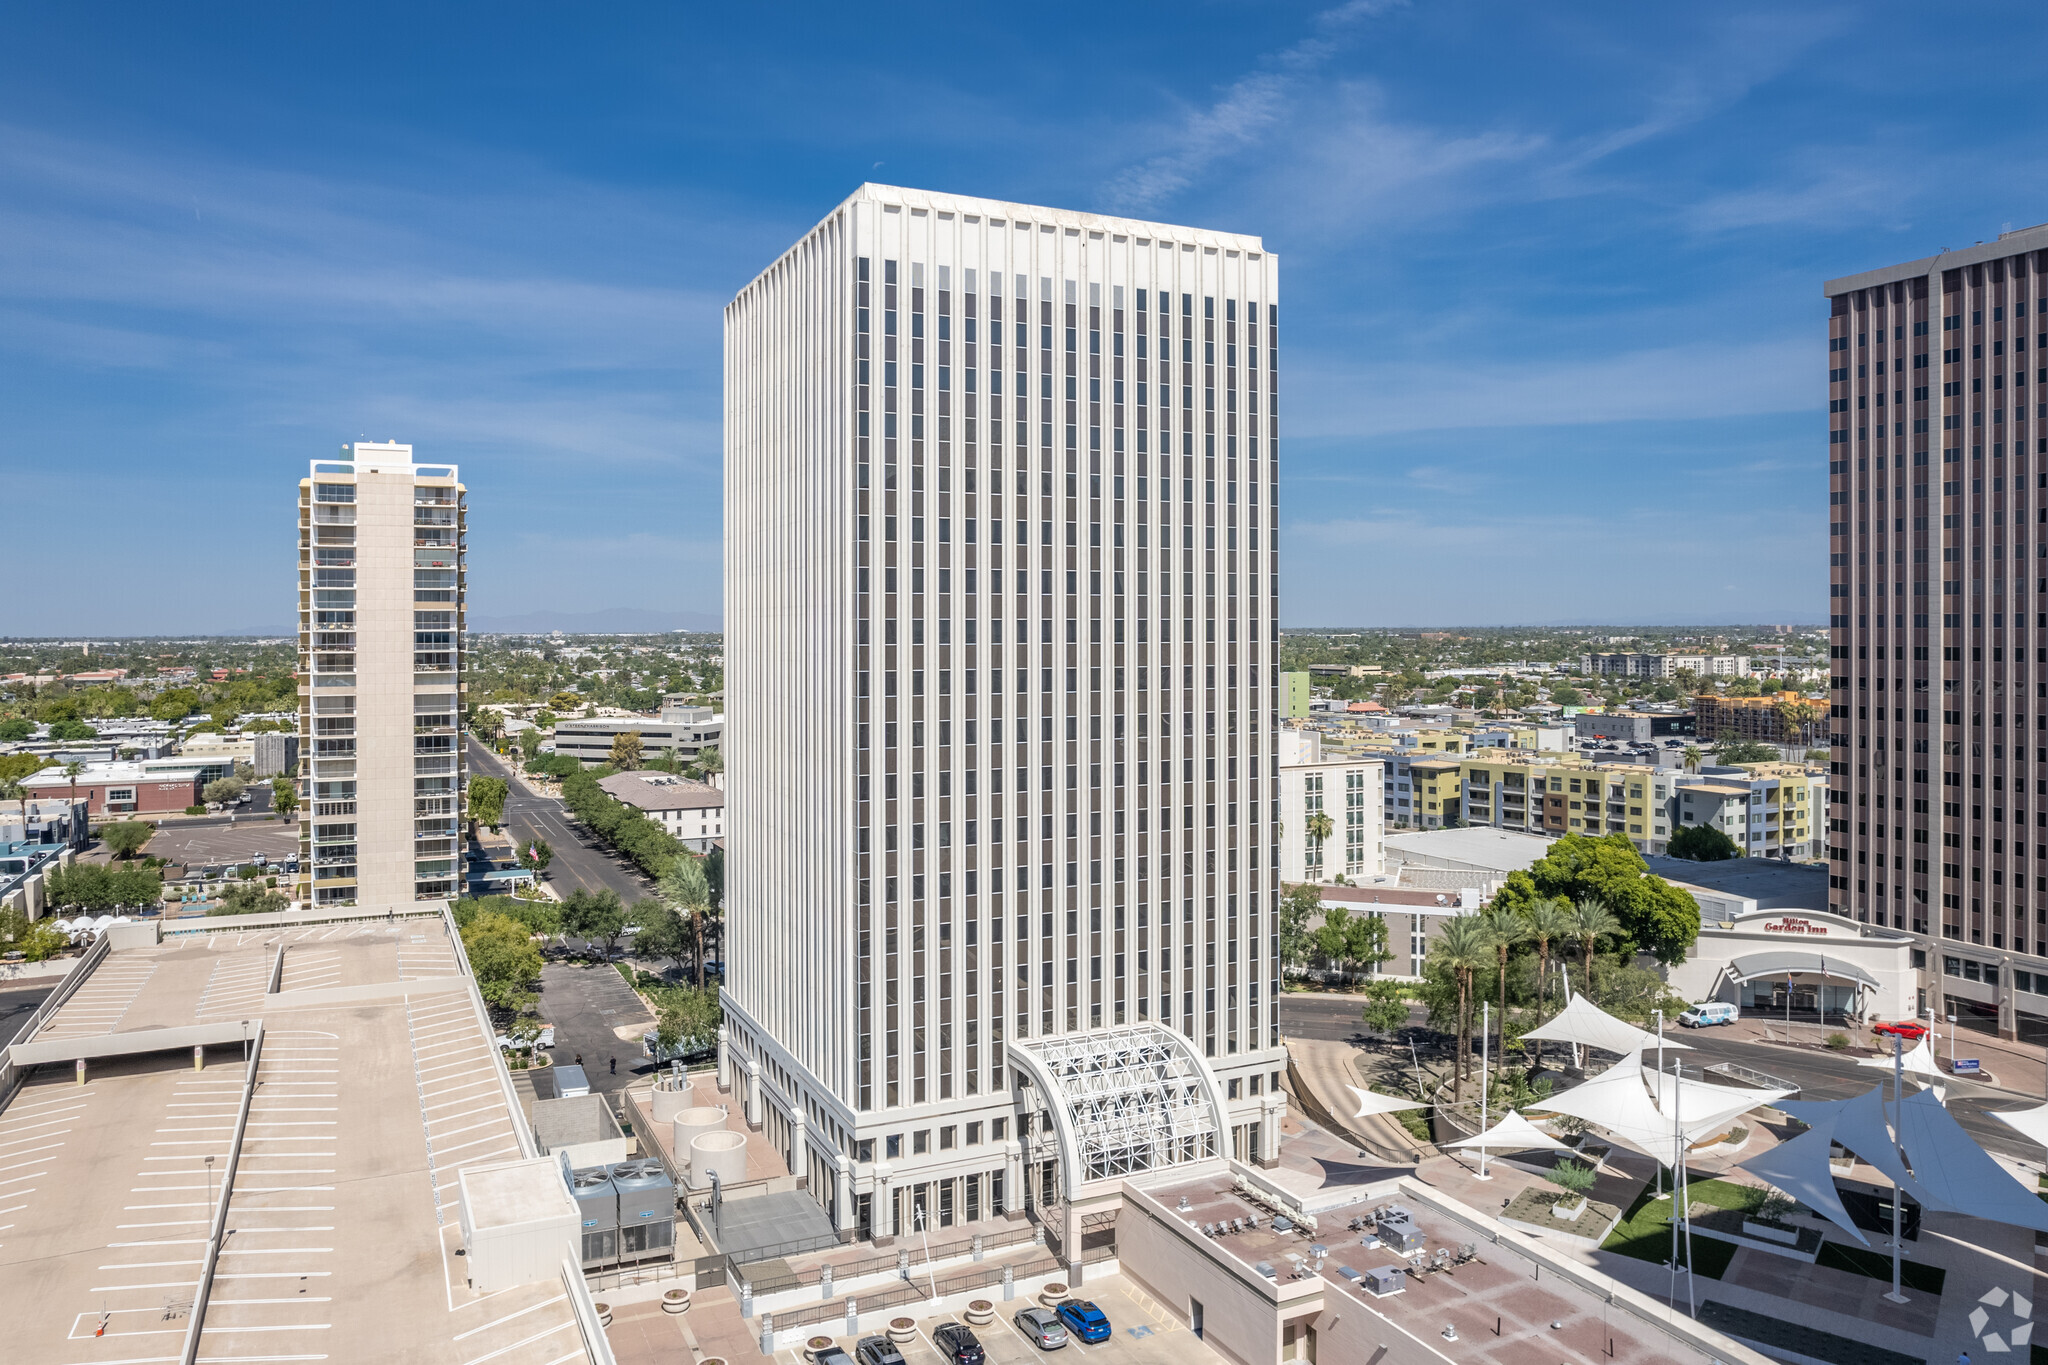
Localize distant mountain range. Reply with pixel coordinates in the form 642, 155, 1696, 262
469, 608, 722, 635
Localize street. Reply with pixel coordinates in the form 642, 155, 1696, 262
1278, 993, 2048, 1162
467, 738, 652, 905
537, 960, 658, 1098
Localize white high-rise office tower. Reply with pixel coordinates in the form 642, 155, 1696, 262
297, 443, 467, 909
724, 186, 1283, 1252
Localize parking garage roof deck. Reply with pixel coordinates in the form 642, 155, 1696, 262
0, 915, 604, 1365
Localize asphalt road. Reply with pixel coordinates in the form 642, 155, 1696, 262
467, 739, 652, 905
1278, 994, 2046, 1162
0, 982, 56, 1049
538, 960, 658, 1097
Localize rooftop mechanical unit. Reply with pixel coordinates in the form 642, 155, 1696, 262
608, 1158, 676, 1264
570, 1165, 619, 1268
1362, 1265, 1405, 1297
1375, 1205, 1425, 1254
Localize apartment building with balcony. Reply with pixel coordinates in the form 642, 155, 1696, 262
297, 443, 466, 907
1695, 692, 1827, 749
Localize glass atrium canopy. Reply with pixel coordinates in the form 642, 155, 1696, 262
1008, 1024, 1228, 1189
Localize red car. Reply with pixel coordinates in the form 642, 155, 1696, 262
1872, 1020, 1930, 1041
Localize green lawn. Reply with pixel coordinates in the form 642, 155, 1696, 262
1599, 1179, 1750, 1279
1814, 1241, 1945, 1295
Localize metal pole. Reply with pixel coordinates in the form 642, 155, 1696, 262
1654, 1009, 1666, 1199
1884, 1033, 1909, 1304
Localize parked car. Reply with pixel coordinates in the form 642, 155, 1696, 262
1053, 1300, 1110, 1344
814, 1350, 855, 1365
1013, 1307, 1068, 1350
933, 1323, 986, 1365
1677, 1002, 1738, 1028
1873, 1019, 1931, 1041
854, 1337, 907, 1365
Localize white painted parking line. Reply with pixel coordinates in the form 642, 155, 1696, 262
458, 1317, 574, 1365
451, 1293, 568, 1341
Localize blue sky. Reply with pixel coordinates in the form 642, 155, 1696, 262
2, 2, 2043, 634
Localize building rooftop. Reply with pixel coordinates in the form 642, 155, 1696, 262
1383, 826, 1556, 874
1647, 854, 1831, 911
0, 910, 605, 1364
597, 771, 725, 811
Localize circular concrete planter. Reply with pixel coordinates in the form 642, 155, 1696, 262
661, 1289, 691, 1315
965, 1301, 995, 1325
888, 1317, 918, 1344
804, 1337, 836, 1361
1039, 1283, 1068, 1308
593, 1303, 612, 1327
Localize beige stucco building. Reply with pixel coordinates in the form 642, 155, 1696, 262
297, 443, 466, 908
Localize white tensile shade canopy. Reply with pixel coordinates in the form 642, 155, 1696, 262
1443, 1109, 1571, 1153
1346, 1086, 1429, 1120
1520, 994, 1692, 1058
1736, 1105, 1869, 1246
1992, 1101, 2048, 1150
1775, 1085, 2048, 1236
1539, 1055, 1789, 1167
1857, 1039, 1944, 1080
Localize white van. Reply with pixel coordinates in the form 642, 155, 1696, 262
1678, 1002, 1738, 1028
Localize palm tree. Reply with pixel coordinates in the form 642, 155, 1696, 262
1478, 906, 1531, 1082
1571, 899, 1623, 1003
1523, 897, 1577, 1067
1433, 916, 1493, 1105
62, 761, 84, 813
1681, 744, 1702, 774
1305, 809, 1335, 879
659, 854, 715, 987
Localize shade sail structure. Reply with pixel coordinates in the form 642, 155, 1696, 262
1736, 1106, 1868, 1247
1726, 951, 1881, 991
1856, 1039, 1944, 1079
1443, 1110, 1570, 1153
1540, 1055, 1790, 1167
1345, 1086, 1429, 1120
1520, 994, 1691, 1058
1782, 1086, 1942, 1209
1893, 1087, 2048, 1234
1991, 1101, 2048, 1150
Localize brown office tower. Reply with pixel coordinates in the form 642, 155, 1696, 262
1827, 225, 2048, 1036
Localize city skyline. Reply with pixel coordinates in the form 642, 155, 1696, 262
6, 3, 2042, 632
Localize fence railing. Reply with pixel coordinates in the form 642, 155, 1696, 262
768, 1252, 1067, 1331
1704, 1060, 1800, 1097
177, 1021, 264, 1365
0, 931, 111, 1109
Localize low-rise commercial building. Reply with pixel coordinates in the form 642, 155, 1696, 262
20, 761, 203, 817
1572, 709, 1694, 744
596, 771, 725, 851
552, 702, 724, 768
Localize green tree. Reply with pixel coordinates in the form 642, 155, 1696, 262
517, 727, 543, 760
520, 837, 553, 873
631, 900, 691, 975
1359, 980, 1410, 1037
1478, 905, 1531, 1081
1346, 910, 1393, 978
1432, 916, 1493, 1103
100, 820, 153, 860
461, 910, 545, 1010
209, 881, 289, 915
690, 744, 723, 782
1521, 897, 1577, 1067
202, 776, 246, 806
561, 887, 629, 957
1681, 744, 1703, 773
1667, 823, 1740, 861
468, 776, 508, 832
1278, 883, 1320, 975
1549, 685, 1583, 707
1312, 907, 1354, 981
47, 718, 97, 742
0, 718, 32, 741
19, 919, 69, 961
647, 982, 721, 1057
62, 760, 84, 809
1570, 899, 1623, 1000
150, 688, 201, 722
610, 731, 645, 769
1524, 832, 1700, 965
271, 775, 299, 819
1713, 738, 1779, 765
1304, 809, 1335, 877
658, 854, 719, 986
